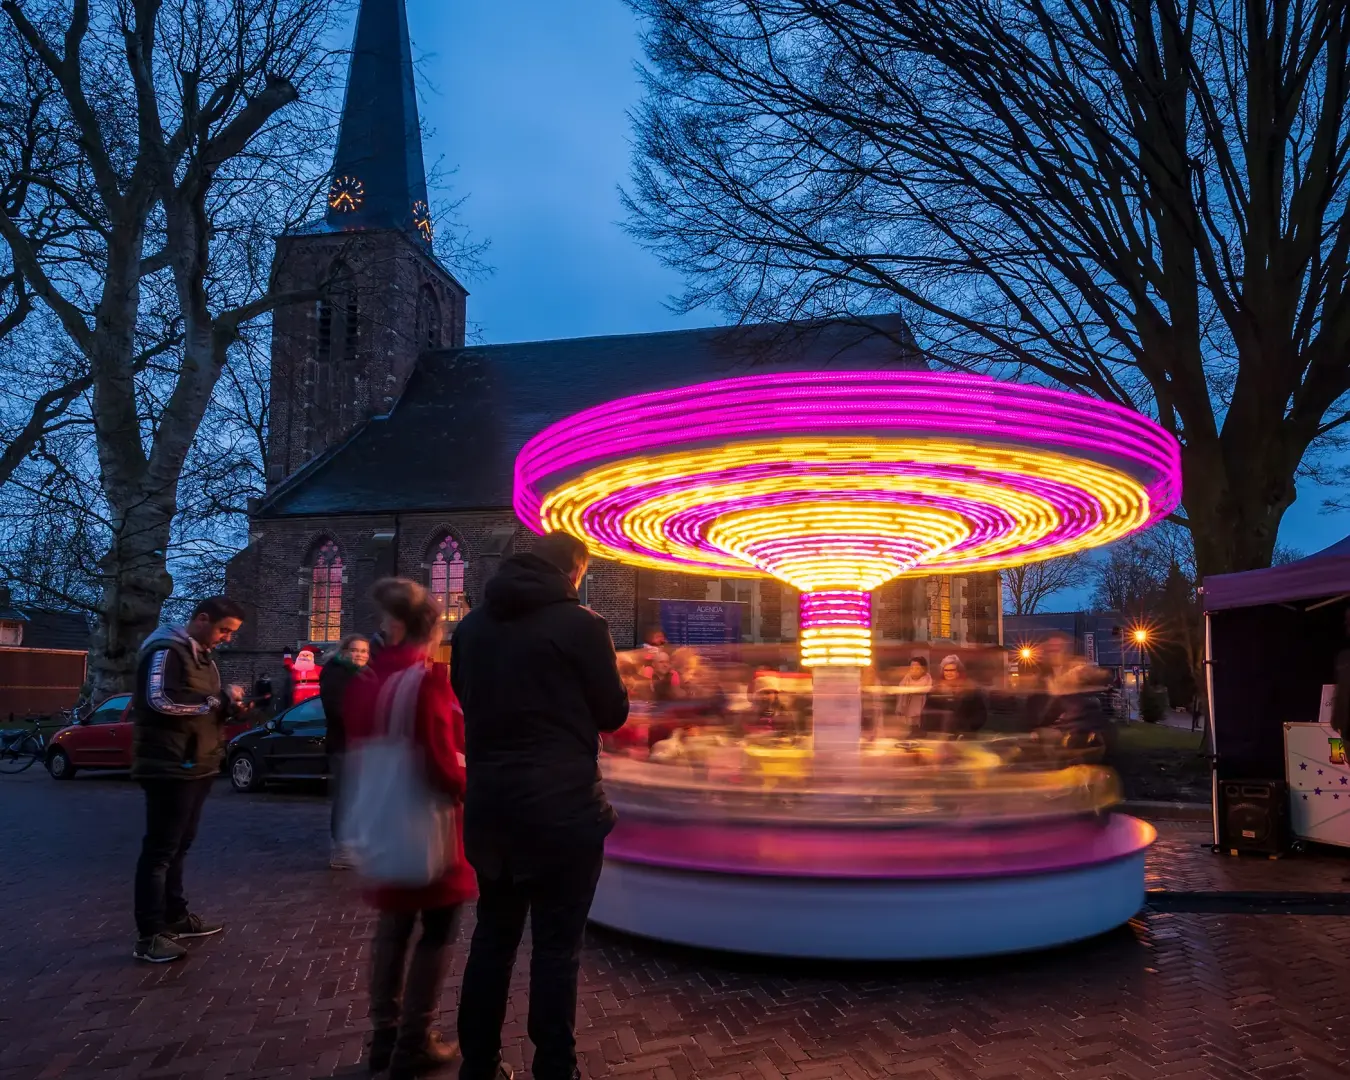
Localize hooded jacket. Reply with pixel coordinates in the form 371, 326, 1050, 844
450, 553, 629, 872
131, 625, 228, 779
319, 654, 362, 756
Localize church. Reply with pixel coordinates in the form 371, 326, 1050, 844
221, 0, 1001, 682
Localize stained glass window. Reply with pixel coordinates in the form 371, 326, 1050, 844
308, 541, 343, 642
429, 536, 466, 625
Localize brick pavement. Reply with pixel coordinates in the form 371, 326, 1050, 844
0, 770, 1348, 1080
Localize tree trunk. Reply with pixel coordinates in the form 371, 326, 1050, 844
1183, 433, 1297, 585
88, 494, 175, 698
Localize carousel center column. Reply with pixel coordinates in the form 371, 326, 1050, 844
800, 591, 870, 755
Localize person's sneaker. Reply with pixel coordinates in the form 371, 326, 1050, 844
330, 845, 359, 871
132, 934, 187, 964
389, 1032, 459, 1078
164, 913, 223, 939
367, 1027, 397, 1073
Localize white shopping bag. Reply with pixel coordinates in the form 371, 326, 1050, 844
343, 665, 455, 886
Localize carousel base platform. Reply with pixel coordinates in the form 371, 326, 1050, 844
589, 813, 1156, 960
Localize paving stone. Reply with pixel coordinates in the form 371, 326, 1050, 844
0, 773, 1347, 1079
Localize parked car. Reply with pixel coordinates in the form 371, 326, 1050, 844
226, 696, 330, 792
45, 693, 254, 779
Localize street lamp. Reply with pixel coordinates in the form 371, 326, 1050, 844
1129, 626, 1150, 719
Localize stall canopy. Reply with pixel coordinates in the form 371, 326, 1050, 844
1203, 538, 1350, 783
1203, 535, 1350, 611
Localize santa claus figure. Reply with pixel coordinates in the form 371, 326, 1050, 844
284, 647, 322, 704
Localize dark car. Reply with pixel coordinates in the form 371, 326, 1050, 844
226, 696, 330, 792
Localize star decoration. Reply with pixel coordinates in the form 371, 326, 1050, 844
1336, 794, 1342, 800
1314, 788, 1322, 795
1340, 777, 1348, 785
1300, 762, 1308, 770
1318, 768, 1324, 775
1302, 794, 1308, 801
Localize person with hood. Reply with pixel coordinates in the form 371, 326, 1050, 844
320, 632, 370, 869
130, 596, 245, 964
451, 532, 629, 1080
922, 654, 988, 735
345, 581, 472, 1079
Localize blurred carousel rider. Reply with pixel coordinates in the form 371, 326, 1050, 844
922, 654, 988, 735
891, 657, 932, 738
320, 632, 370, 870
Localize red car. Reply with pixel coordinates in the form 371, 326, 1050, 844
45, 694, 253, 779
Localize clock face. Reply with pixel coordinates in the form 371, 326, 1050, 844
328, 175, 365, 213
412, 200, 433, 242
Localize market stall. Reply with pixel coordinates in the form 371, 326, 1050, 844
1203, 536, 1350, 847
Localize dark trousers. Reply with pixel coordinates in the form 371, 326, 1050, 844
133, 777, 214, 937
370, 906, 460, 1052
458, 846, 605, 1080
328, 750, 345, 844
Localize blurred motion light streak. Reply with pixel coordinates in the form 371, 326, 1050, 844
514, 371, 1181, 667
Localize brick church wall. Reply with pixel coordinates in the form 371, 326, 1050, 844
267, 231, 467, 486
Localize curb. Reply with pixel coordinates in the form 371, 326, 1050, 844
1121, 799, 1211, 820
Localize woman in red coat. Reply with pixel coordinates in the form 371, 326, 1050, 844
345, 578, 477, 1079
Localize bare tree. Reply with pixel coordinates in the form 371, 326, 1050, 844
1002, 554, 1092, 615
0, 0, 350, 695
625, 0, 1350, 583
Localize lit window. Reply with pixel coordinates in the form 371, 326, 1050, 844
308, 541, 343, 642
429, 536, 466, 625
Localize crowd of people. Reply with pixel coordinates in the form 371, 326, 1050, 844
127, 531, 626, 1080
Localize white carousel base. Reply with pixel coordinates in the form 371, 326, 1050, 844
589, 849, 1148, 960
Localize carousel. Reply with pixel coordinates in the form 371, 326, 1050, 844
513, 370, 1181, 959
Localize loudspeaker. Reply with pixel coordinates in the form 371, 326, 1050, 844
1218, 779, 1288, 856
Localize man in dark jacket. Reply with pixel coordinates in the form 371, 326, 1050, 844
130, 596, 244, 963
452, 532, 628, 1080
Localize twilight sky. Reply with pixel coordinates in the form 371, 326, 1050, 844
405, 0, 1350, 577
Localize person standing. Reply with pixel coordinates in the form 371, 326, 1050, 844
319, 632, 370, 869
451, 532, 630, 1080
130, 596, 245, 963
345, 581, 473, 1079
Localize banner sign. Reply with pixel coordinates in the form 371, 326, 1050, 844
1083, 632, 1096, 665
658, 599, 742, 646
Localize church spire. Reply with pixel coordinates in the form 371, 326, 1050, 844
325, 0, 433, 247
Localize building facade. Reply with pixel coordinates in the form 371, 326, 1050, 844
221, 0, 1001, 685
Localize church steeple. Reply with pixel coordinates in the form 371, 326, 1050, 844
325, 0, 433, 246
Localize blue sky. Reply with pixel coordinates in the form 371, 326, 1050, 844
405, 0, 1350, 579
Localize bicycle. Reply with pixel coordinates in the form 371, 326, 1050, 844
0, 716, 47, 774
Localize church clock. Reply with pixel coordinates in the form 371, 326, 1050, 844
328, 175, 365, 213
412, 200, 433, 242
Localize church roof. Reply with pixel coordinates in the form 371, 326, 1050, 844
322, 0, 431, 246
260, 315, 924, 518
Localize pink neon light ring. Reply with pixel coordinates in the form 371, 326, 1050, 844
513, 370, 1181, 666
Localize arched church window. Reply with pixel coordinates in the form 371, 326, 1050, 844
307, 540, 344, 643
427, 534, 466, 626
417, 284, 441, 350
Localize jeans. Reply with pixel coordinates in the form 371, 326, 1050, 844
328, 750, 345, 845
133, 778, 214, 937
458, 845, 605, 1080
369, 906, 460, 1052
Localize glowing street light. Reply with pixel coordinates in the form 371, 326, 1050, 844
1132, 628, 1149, 645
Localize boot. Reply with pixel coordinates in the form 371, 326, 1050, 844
389, 1031, 459, 1078
368, 1027, 398, 1073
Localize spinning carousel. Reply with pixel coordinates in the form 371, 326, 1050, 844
514, 370, 1181, 959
